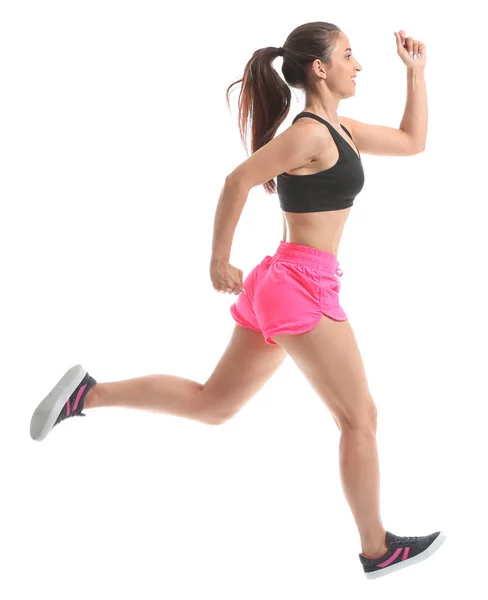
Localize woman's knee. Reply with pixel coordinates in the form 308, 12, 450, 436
338, 399, 377, 431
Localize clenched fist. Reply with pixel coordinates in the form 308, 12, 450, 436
210, 259, 246, 295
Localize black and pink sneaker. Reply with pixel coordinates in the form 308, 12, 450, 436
30, 365, 97, 442
359, 530, 446, 579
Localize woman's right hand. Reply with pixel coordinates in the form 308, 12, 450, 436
210, 259, 245, 295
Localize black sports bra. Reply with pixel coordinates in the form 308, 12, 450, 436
277, 112, 365, 213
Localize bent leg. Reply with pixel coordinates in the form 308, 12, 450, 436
85, 324, 286, 425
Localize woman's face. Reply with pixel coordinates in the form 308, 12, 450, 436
312, 31, 362, 98
324, 32, 362, 94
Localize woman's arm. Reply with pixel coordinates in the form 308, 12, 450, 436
211, 177, 249, 264
399, 67, 427, 151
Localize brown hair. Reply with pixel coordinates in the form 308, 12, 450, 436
226, 21, 342, 195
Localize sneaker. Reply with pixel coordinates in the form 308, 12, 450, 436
30, 365, 97, 441
359, 530, 446, 579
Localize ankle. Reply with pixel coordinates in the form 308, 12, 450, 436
361, 529, 388, 558
361, 544, 388, 559
84, 384, 99, 409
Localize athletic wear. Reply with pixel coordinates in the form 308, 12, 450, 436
30, 365, 96, 441
230, 241, 347, 345
359, 530, 446, 579
277, 112, 365, 213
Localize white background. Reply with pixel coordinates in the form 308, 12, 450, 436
2, 1, 486, 597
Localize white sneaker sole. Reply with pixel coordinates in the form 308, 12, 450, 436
30, 364, 87, 442
364, 531, 447, 580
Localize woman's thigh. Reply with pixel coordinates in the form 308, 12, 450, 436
270, 315, 376, 430
201, 323, 287, 422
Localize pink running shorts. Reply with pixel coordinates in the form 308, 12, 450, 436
230, 241, 348, 346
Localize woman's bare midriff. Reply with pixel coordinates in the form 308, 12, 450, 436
280, 116, 359, 258
281, 207, 350, 257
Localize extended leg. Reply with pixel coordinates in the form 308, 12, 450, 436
271, 316, 388, 558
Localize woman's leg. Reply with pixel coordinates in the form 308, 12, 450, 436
84, 374, 206, 419
85, 324, 287, 425
271, 316, 388, 558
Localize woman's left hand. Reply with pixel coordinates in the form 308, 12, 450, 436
394, 30, 426, 70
